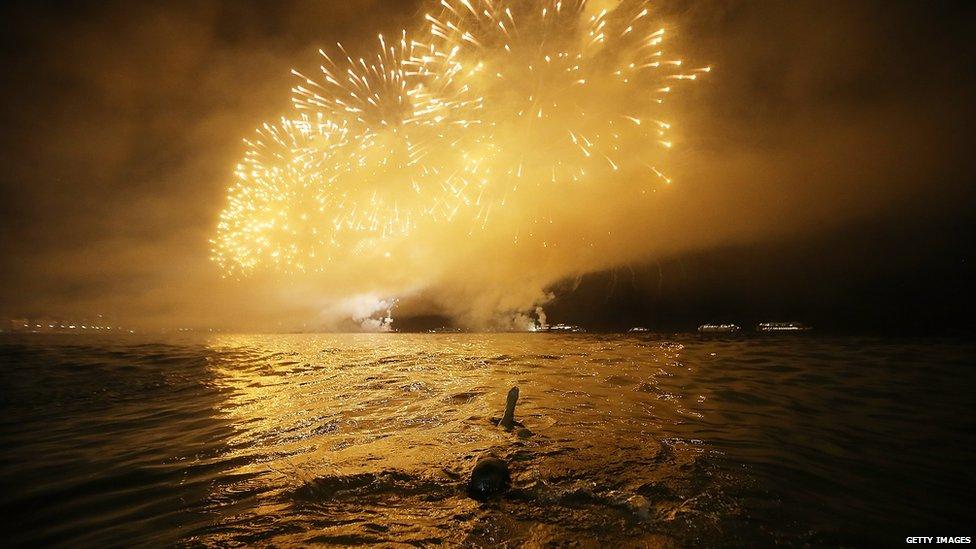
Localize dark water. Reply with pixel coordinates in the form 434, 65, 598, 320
0, 334, 973, 547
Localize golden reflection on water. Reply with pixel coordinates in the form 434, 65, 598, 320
9, 334, 970, 545
196, 333, 730, 545
204, 334, 696, 468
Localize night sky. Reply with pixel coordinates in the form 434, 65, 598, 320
1, 1, 973, 332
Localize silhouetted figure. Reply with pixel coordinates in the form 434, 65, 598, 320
466, 456, 510, 500
467, 386, 521, 500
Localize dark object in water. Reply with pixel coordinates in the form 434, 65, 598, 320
467, 387, 520, 499
698, 323, 741, 336
467, 456, 510, 500
498, 386, 519, 430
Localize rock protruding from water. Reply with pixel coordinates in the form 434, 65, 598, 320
467, 456, 510, 500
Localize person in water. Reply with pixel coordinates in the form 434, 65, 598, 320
467, 386, 520, 500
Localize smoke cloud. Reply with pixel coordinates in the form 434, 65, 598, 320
0, 1, 972, 331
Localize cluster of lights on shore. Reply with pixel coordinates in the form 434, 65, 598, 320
211, 0, 708, 275
17, 322, 135, 333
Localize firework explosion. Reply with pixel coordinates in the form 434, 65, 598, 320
212, 0, 707, 284
212, 0, 709, 328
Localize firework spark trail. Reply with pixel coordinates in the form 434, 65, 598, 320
419, 0, 708, 238
212, 0, 708, 288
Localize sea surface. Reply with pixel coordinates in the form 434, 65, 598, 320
0, 333, 973, 547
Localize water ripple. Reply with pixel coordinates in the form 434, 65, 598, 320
0, 334, 973, 546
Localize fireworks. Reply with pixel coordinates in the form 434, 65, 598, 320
211, 0, 708, 276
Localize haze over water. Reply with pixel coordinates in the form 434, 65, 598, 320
1, 333, 973, 546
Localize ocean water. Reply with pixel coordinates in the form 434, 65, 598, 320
0, 333, 973, 547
